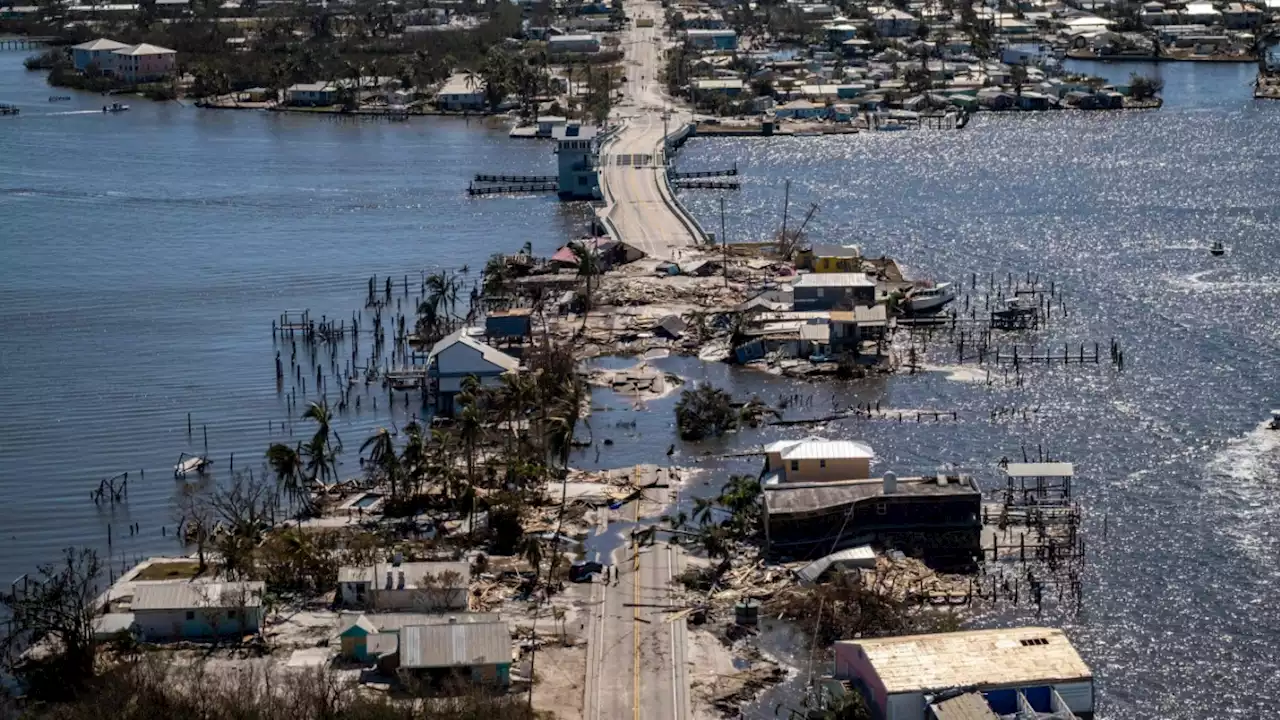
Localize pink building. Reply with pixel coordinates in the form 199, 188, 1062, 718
110, 43, 177, 83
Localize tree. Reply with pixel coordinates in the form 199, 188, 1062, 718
1129, 73, 1163, 100
266, 442, 311, 516
360, 427, 401, 499
300, 401, 342, 488
674, 384, 738, 441
1, 548, 103, 696
176, 486, 214, 573
1009, 63, 1028, 98
209, 471, 278, 579
568, 240, 600, 328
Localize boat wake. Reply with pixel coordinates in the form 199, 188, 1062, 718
1170, 269, 1280, 294
1204, 420, 1280, 566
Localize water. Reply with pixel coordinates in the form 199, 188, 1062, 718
673, 60, 1280, 718
3, 45, 1280, 716
0, 47, 589, 584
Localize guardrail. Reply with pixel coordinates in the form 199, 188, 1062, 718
656, 122, 710, 245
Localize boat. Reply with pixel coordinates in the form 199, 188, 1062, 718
102, 102, 129, 113
1270, 409, 1280, 430
875, 120, 910, 131
48, 95, 71, 102
906, 282, 957, 313
174, 452, 210, 479
1210, 240, 1226, 256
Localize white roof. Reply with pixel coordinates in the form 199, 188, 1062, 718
439, 73, 483, 96
686, 28, 737, 35
288, 82, 334, 92
1004, 462, 1074, 477
765, 436, 875, 460
875, 8, 916, 19
840, 627, 1093, 695
132, 581, 265, 611
793, 272, 875, 288
549, 33, 598, 42
339, 561, 471, 589
427, 329, 519, 372
113, 42, 176, 56
1184, 1, 1221, 11
72, 37, 129, 51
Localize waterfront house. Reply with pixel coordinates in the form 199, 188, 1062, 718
71, 37, 128, 73
763, 436, 874, 483
763, 472, 982, 561
380, 619, 513, 689
286, 82, 338, 106
425, 330, 519, 416
872, 9, 919, 37
548, 33, 601, 54
834, 627, 1094, 720
436, 73, 486, 111
829, 305, 890, 353
110, 43, 176, 82
338, 560, 471, 611
685, 28, 738, 50
130, 580, 265, 642
339, 612, 500, 662
554, 123, 601, 200
792, 272, 876, 310
823, 21, 859, 44
774, 98, 828, 119
1139, 1, 1178, 25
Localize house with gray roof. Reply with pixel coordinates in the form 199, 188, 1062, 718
129, 580, 265, 641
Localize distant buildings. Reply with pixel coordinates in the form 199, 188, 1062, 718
548, 33, 601, 54
685, 28, 738, 50
286, 82, 338, 106
70, 37, 176, 82
833, 627, 1095, 719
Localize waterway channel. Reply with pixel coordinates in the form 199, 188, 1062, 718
2, 45, 1278, 717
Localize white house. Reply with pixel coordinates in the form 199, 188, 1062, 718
130, 581, 265, 642
338, 561, 471, 611
763, 436, 874, 484
872, 9, 919, 37
548, 33, 601, 54
1182, 1, 1222, 23
71, 37, 128, 73
834, 627, 1094, 720
286, 82, 338, 106
426, 329, 519, 415
436, 73, 486, 111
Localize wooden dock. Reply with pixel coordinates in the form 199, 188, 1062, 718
672, 179, 740, 190
670, 164, 737, 179
473, 173, 557, 183
467, 182, 558, 196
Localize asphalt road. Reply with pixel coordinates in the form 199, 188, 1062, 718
582, 466, 691, 720
598, 0, 700, 261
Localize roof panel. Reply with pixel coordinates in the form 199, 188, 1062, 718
401, 621, 511, 668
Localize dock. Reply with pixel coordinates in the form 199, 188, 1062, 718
467, 182, 558, 196
473, 173, 557, 183
672, 179, 740, 190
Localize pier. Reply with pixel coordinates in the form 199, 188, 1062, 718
0, 36, 54, 50
467, 182, 557, 196
473, 173, 557, 183
672, 179, 739, 190
669, 164, 737, 179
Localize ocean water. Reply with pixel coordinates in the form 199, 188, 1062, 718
3, 43, 1280, 717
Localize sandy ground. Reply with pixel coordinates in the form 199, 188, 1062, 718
529, 644, 587, 720
686, 627, 742, 720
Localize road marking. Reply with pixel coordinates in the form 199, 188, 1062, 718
632, 465, 641, 720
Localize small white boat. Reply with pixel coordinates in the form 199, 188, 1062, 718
907, 282, 956, 313
1209, 240, 1225, 256
103, 102, 129, 113
1269, 409, 1280, 430
875, 120, 911, 131
174, 452, 210, 479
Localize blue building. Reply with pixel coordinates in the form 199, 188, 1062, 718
554, 124, 601, 200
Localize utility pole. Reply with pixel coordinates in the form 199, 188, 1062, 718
781, 179, 791, 236
720, 196, 728, 287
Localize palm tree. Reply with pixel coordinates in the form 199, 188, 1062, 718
301, 401, 342, 488
266, 442, 311, 515
569, 240, 600, 331
361, 427, 401, 499
692, 495, 717, 526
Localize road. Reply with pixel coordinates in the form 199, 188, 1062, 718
583, 466, 691, 720
598, 0, 701, 260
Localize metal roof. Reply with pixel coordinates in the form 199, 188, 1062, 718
765, 436, 874, 460
72, 37, 128, 50
400, 621, 511, 669
427, 330, 519, 373
350, 612, 501, 633
112, 42, 176, 55
340, 561, 471, 590
131, 581, 264, 611
795, 545, 876, 584
1004, 462, 1074, 477
929, 692, 1001, 720
838, 627, 1092, 695
793, 272, 875, 289
765, 476, 978, 515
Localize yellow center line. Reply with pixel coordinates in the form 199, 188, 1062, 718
633, 465, 642, 720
